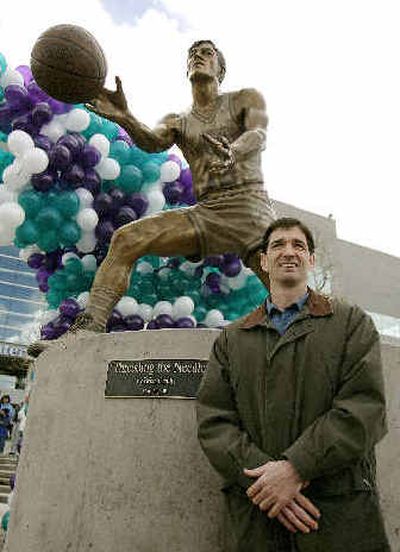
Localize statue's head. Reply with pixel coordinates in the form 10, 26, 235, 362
187, 40, 226, 84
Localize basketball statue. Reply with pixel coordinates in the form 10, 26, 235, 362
28, 38, 276, 357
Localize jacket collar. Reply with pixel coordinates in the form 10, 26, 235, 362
239, 288, 333, 329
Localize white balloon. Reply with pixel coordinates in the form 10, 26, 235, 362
0, 186, 16, 204
61, 252, 79, 265
65, 109, 90, 132
137, 303, 153, 322
76, 231, 97, 253
81, 254, 97, 272
160, 160, 180, 183
95, 158, 120, 180
76, 208, 99, 231
145, 190, 165, 215
89, 134, 110, 157
204, 309, 224, 328
0, 201, 25, 228
41, 121, 65, 142
0, 69, 24, 88
116, 296, 139, 317
75, 187, 94, 208
0, 222, 15, 246
153, 301, 173, 317
22, 148, 49, 175
7, 130, 34, 157
172, 296, 195, 319
2, 163, 30, 190
136, 261, 153, 274
77, 292, 90, 308
228, 270, 248, 290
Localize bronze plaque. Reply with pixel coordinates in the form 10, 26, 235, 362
105, 359, 208, 399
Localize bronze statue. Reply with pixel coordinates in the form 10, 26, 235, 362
28, 40, 276, 357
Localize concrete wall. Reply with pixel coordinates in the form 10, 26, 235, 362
336, 240, 400, 318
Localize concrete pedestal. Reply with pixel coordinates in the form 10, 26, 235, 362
5, 330, 224, 552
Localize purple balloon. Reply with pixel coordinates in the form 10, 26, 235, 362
163, 181, 185, 205
109, 187, 126, 211
62, 164, 85, 188
26, 81, 48, 103
57, 134, 82, 158
147, 320, 159, 330
5, 85, 31, 109
52, 316, 72, 337
175, 317, 195, 328
0, 105, 13, 130
16, 65, 33, 86
59, 298, 81, 319
117, 126, 133, 146
48, 98, 72, 115
38, 281, 49, 293
80, 144, 101, 168
106, 310, 126, 332
204, 255, 224, 268
155, 314, 175, 329
36, 266, 51, 284
115, 206, 137, 227
206, 272, 221, 286
45, 250, 62, 271
93, 193, 113, 216
95, 220, 115, 244
32, 102, 53, 128
31, 170, 55, 192
125, 314, 144, 331
12, 113, 34, 134
83, 169, 102, 196
49, 144, 72, 171
27, 252, 45, 269
125, 193, 148, 217
34, 134, 53, 152
41, 323, 56, 340
179, 168, 193, 188
223, 259, 242, 277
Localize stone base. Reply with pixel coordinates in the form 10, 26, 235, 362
5, 329, 224, 552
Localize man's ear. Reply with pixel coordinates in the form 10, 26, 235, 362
309, 253, 316, 269
260, 252, 269, 273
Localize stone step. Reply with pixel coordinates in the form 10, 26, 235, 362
0, 493, 9, 504
0, 484, 10, 494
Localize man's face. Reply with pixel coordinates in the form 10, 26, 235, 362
187, 43, 220, 83
260, 226, 315, 287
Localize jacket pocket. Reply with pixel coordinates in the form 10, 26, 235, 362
307, 460, 375, 497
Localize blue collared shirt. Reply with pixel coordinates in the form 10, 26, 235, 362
265, 292, 309, 336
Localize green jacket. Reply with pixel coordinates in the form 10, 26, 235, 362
197, 290, 389, 551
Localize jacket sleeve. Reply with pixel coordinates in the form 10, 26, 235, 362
283, 307, 388, 481
197, 330, 272, 489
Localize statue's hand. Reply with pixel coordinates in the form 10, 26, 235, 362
85, 76, 129, 123
203, 133, 235, 175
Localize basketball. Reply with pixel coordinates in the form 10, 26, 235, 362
30, 24, 107, 104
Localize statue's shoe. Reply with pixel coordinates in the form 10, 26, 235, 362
27, 312, 104, 358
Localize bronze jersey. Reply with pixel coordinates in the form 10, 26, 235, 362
176, 92, 264, 201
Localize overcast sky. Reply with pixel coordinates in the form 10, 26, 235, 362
0, 0, 399, 257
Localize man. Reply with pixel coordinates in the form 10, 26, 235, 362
197, 217, 389, 551
28, 40, 275, 356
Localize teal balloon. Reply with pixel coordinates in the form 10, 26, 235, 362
15, 220, 39, 245
109, 140, 130, 165
117, 165, 143, 193
0, 52, 7, 75
128, 147, 148, 169
60, 221, 81, 246
46, 289, 63, 308
140, 293, 158, 306
102, 120, 119, 141
142, 161, 160, 183
65, 272, 80, 291
64, 258, 83, 275
193, 306, 207, 322
35, 206, 63, 230
18, 189, 43, 218
1, 510, 10, 532
44, 191, 59, 206
37, 229, 59, 252
81, 112, 103, 139
186, 290, 201, 305
55, 191, 79, 218
149, 151, 168, 165
0, 150, 13, 175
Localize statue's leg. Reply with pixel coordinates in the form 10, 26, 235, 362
28, 210, 199, 357
85, 209, 199, 329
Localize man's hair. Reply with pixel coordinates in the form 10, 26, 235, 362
261, 217, 315, 254
188, 40, 226, 83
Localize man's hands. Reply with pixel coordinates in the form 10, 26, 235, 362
202, 133, 235, 175
244, 460, 320, 534
85, 76, 129, 124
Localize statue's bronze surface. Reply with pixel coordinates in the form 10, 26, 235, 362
28, 40, 275, 357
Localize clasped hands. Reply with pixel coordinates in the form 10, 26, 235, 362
244, 460, 320, 534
